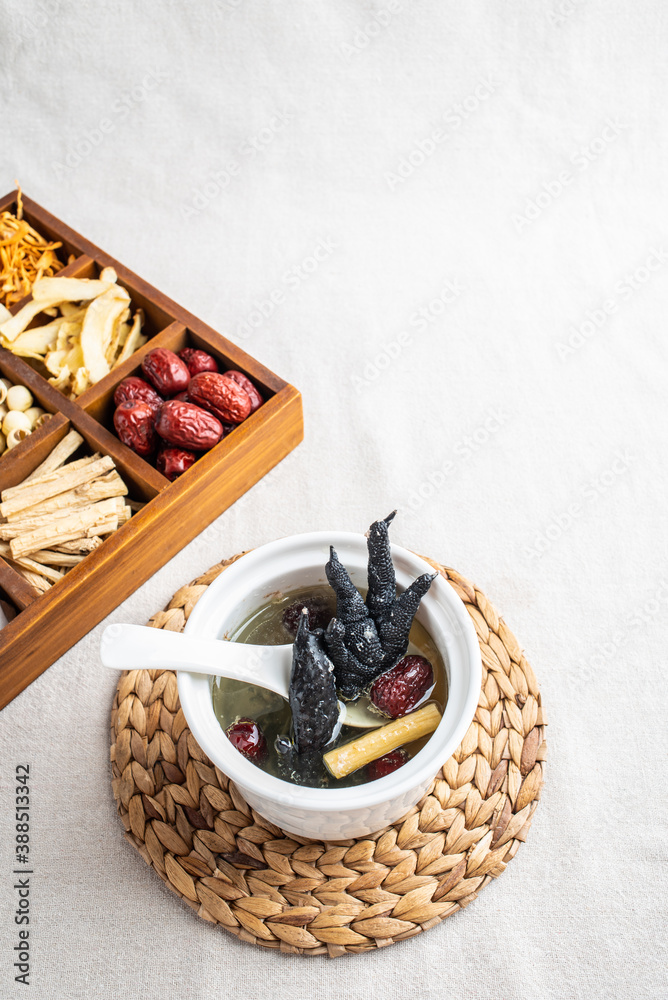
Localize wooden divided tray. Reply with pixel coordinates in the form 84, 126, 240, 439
0, 190, 303, 710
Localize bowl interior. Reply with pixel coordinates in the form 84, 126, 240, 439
178, 532, 482, 810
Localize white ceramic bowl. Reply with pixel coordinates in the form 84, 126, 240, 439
177, 532, 482, 840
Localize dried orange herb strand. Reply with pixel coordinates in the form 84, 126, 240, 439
0, 186, 66, 307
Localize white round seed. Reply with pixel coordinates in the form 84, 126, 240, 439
24, 406, 45, 429
6, 385, 33, 412
6, 427, 29, 449
2, 410, 31, 435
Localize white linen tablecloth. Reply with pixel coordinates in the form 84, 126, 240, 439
0, 1, 666, 996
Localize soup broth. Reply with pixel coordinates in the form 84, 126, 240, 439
212, 585, 448, 788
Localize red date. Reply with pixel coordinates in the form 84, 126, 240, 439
142, 348, 190, 396
113, 376, 163, 413
178, 348, 219, 377
155, 400, 223, 450
114, 401, 157, 457
156, 445, 197, 481
187, 372, 251, 424
224, 370, 263, 414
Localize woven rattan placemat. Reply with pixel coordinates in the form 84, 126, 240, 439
110, 554, 546, 957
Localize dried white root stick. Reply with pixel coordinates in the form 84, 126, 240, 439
0, 455, 114, 516
3, 553, 64, 584
2, 430, 133, 581
12, 565, 52, 593
23, 430, 83, 482
21, 549, 85, 567
1, 454, 101, 502
10, 497, 122, 558
88, 503, 131, 535
4, 472, 128, 521
0, 511, 75, 540
323, 703, 442, 780
0, 541, 65, 580
0, 497, 127, 538
53, 537, 102, 554
86, 515, 119, 536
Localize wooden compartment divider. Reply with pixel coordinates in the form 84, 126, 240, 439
0, 190, 303, 708
19, 194, 288, 394
0, 407, 68, 490
0, 190, 18, 213
1, 349, 169, 496
78, 321, 187, 421
0, 559, 39, 611
66, 406, 169, 497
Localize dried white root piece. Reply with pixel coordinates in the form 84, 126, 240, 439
21, 549, 85, 567
12, 565, 52, 593
10, 496, 123, 559
5, 453, 99, 498
0, 455, 114, 515
0, 544, 64, 583
86, 503, 131, 537
0, 509, 74, 539
5, 472, 127, 521
323, 703, 442, 780
0, 496, 127, 539
23, 429, 83, 482
2, 436, 133, 587
86, 515, 119, 537
53, 537, 103, 554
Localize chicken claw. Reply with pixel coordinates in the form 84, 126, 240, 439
324, 512, 437, 699
288, 609, 339, 753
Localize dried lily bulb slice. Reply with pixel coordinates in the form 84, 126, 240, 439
80, 286, 130, 383
31, 275, 116, 303
0, 276, 116, 344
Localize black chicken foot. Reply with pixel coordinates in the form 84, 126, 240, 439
324, 512, 437, 699
288, 609, 339, 753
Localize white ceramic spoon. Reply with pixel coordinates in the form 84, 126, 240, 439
100, 623, 386, 729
